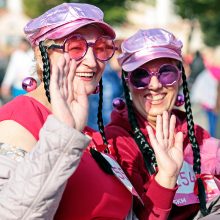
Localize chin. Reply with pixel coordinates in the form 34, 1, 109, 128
148, 107, 168, 116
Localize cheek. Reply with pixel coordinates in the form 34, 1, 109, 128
130, 90, 145, 106
167, 86, 179, 104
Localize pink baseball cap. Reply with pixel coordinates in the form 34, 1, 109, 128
24, 3, 116, 46
118, 28, 183, 72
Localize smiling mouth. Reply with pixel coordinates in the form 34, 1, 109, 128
76, 72, 95, 78
145, 94, 166, 103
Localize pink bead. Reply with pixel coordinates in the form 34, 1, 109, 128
22, 77, 37, 92
112, 98, 125, 110
175, 94, 185, 107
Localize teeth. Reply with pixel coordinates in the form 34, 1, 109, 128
76, 72, 94, 77
146, 94, 165, 101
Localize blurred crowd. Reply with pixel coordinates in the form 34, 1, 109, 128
184, 48, 220, 139
0, 37, 37, 104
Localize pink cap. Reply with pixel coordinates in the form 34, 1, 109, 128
118, 28, 183, 72
24, 3, 116, 46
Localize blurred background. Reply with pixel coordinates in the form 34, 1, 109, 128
1, 0, 220, 136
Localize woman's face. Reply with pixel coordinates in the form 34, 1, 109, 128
45, 25, 107, 95
128, 58, 181, 124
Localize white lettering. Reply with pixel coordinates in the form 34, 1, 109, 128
173, 198, 187, 205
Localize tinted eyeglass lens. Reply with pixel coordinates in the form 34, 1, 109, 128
94, 37, 115, 61
130, 69, 151, 88
65, 36, 87, 60
159, 65, 179, 85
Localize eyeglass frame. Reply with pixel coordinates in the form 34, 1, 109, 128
44, 34, 118, 61
125, 63, 182, 90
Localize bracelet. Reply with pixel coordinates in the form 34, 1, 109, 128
0, 143, 27, 162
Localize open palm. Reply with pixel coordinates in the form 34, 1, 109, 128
50, 53, 88, 131
147, 111, 183, 188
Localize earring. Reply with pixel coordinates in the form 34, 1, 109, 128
22, 77, 37, 92
112, 98, 125, 110
175, 94, 185, 107
92, 85, 100, 94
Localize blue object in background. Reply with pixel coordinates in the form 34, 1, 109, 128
88, 63, 123, 130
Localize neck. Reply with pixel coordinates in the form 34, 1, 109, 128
26, 82, 51, 111
147, 115, 157, 129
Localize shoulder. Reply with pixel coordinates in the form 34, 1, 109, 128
0, 96, 48, 121
0, 96, 51, 140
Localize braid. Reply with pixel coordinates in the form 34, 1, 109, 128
39, 41, 51, 103
97, 78, 109, 153
122, 70, 156, 175
181, 66, 209, 216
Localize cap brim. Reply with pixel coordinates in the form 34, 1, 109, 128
35, 19, 115, 45
121, 48, 182, 72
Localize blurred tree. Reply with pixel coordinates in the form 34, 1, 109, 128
174, 0, 220, 47
23, 0, 146, 25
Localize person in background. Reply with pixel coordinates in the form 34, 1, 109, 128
190, 65, 220, 137
104, 28, 220, 219
190, 46, 220, 138
88, 61, 123, 130
1, 37, 36, 101
0, 49, 9, 105
188, 50, 205, 90
0, 3, 137, 220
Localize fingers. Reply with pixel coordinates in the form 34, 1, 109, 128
168, 114, 176, 148
156, 115, 163, 145
174, 131, 184, 152
162, 111, 169, 142
50, 60, 61, 100
152, 111, 178, 149
62, 54, 70, 98
50, 64, 59, 89
155, 111, 170, 147
50, 54, 72, 101
67, 57, 76, 102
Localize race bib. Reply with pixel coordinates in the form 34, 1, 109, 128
101, 153, 143, 204
173, 161, 220, 206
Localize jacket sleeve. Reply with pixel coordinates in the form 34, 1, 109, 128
0, 115, 90, 220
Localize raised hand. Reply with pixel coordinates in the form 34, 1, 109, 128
50, 53, 88, 131
146, 111, 183, 188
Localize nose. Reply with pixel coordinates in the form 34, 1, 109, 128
148, 75, 162, 90
82, 46, 97, 69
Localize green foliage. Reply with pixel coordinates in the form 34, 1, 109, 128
174, 0, 220, 47
23, 0, 142, 25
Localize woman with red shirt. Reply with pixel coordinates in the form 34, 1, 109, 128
104, 29, 220, 219
0, 3, 136, 220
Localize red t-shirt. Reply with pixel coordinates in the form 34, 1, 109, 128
0, 95, 133, 220
0, 95, 51, 139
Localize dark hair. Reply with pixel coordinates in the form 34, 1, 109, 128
122, 64, 209, 216
39, 41, 51, 103
97, 78, 110, 153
